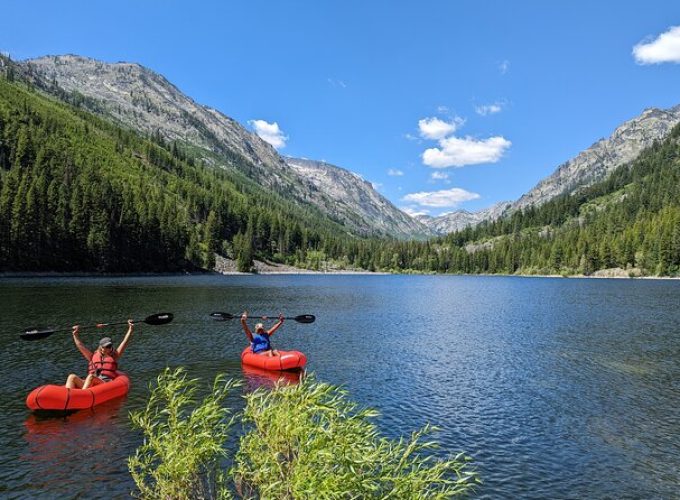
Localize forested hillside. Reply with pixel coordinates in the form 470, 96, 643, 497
363, 125, 680, 276
18, 54, 431, 240
435, 125, 680, 276
0, 75, 363, 272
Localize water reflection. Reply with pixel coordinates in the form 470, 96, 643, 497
241, 365, 303, 390
22, 398, 132, 498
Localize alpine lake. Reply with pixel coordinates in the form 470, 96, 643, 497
0, 275, 678, 499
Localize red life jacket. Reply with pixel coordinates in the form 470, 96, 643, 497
88, 350, 118, 380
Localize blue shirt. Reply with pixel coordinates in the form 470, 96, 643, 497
251, 331, 271, 353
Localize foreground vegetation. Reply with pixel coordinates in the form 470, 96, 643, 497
129, 368, 478, 499
1, 57, 679, 276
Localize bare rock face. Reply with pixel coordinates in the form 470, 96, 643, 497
285, 157, 433, 238
22, 55, 428, 239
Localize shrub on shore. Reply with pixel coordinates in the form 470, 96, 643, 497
129, 368, 478, 499
129, 368, 237, 499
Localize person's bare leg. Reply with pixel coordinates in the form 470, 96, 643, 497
82, 374, 103, 389
65, 374, 85, 389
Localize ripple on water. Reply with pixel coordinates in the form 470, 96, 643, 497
0, 275, 679, 498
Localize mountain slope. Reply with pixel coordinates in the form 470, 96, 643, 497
21, 54, 423, 239
511, 106, 680, 211
285, 157, 432, 238
24, 55, 292, 187
435, 123, 680, 275
0, 68, 367, 272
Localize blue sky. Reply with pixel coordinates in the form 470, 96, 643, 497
2, 1, 680, 216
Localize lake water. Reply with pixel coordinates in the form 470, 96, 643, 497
0, 275, 678, 498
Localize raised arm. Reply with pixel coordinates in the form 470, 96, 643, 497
114, 319, 134, 357
267, 313, 285, 336
241, 311, 253, 342
72, 325, 93, 361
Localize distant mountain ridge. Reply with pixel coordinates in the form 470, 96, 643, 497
416, 202, 511, 234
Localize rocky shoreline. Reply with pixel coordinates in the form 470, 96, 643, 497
0, 264, 676, 279
213, 255, 384, 275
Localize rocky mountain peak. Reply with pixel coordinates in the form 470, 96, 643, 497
417, 201, 511, 234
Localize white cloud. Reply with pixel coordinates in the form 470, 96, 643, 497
436, 105, 450, 114
633, 26, 680, 64
328, 77, 348, 88
401, 207, 430, 217
418, 116, 464, 140
402, 187, 480, 208
371, 182, 383, 191
387, 168, 404, 176
475, 102, 503, 116
499, 60, 510, 74
423, 135, 511, 168
248, 119, 288, 149
430, 171, 450, 181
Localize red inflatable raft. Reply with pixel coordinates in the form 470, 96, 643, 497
241, 346, 306, 371
26, 372, 130, 412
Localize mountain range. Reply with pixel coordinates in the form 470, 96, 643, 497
16, 54, 680, 239
1, 52, 679, 276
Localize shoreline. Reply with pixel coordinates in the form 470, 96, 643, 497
0, 270, 678, 280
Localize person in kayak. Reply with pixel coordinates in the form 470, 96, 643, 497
241, 311, 283, 357
65, 319, 134, 389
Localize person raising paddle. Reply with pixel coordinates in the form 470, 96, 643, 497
241, 311, 284, 357
65, 319, 134, 389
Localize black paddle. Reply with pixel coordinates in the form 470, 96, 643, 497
20, 312, 174, 341
210, 312, 315, 324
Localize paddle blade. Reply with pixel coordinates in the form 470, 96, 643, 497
143, 313, 174, 326
20, 327, 56, 341
293, 314, 316, 324
210, 312, 235, 321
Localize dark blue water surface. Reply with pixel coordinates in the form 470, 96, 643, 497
0, 275, 679, 498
